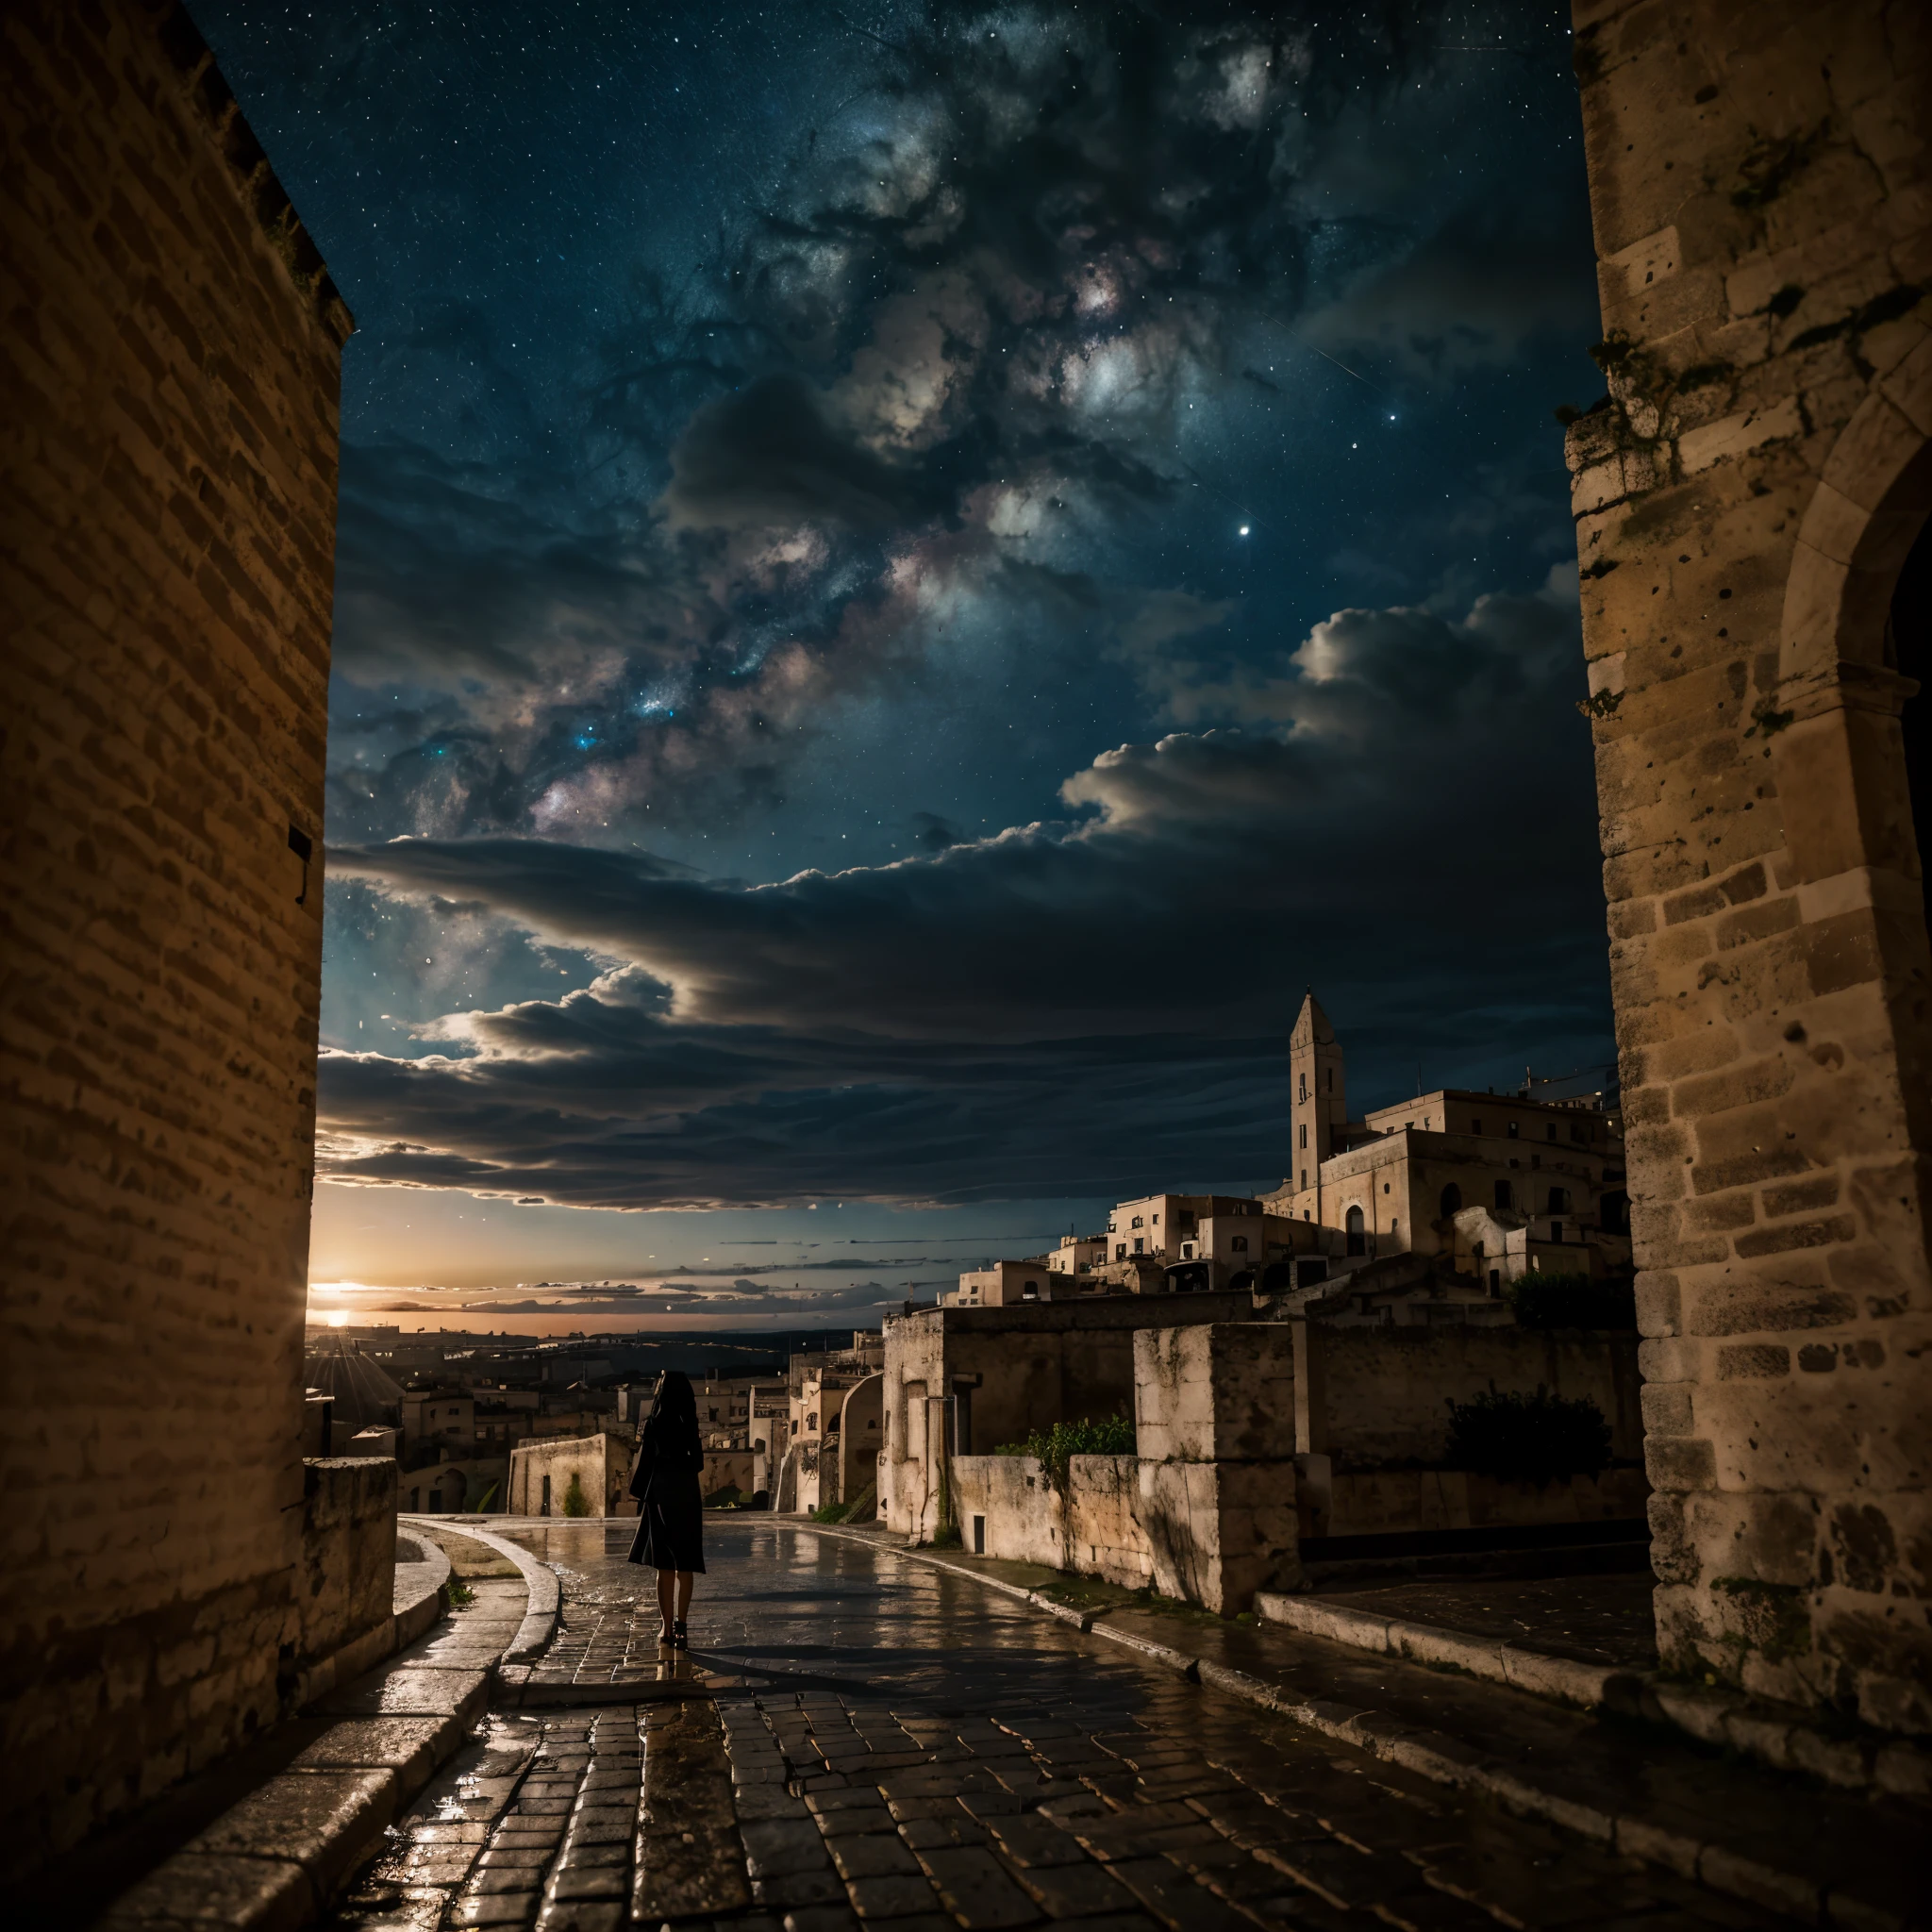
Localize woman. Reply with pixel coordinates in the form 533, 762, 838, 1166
626, 1370, 706, 1646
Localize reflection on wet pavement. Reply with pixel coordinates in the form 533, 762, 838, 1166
330, 1518, 1783, 1932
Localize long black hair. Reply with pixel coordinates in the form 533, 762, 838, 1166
647, 1370, 701, 1454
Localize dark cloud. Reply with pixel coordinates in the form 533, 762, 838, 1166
319, 578, 1611, 1208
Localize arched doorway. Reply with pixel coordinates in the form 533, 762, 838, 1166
1344, 1205, 1366, 1256
1438, 1182, 1462, 1220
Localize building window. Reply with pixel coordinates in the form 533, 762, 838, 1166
1383, 1181, 1391, 1194
1390, 1219, 1399, 1237
1551, 1222, 1565, 1242
1298, 1124, 1307, 1149
1181, 1242, 1194, 1258
541, 1474, 551, 1516
808, 1415, 818, 1431
1133, 1238, 1144, 1254
1345, 1206, 1366, 1257
1488, 1270, 1501, 1293
1507, 1121, 1519, 1139
1440, 1182, 1462, 1217
1298, 1073, 1307, 1101
1326, 1068, 1334, 1091
1022, 1281, 1039, 1300
1548, 1186, 1569, 1213
1231, 1236, 1248, 1254
1300, 1168, 1308, 1189
1151, 1212, 1159, 1224
1131, 1216, 1143, 1228
1116, 1244, 1126, 1259
1471, 1118, 1482, 1135
791, 1419, 799, 1436
1495, 1179, 1513, 1211
1547, 1124, 1557, 1141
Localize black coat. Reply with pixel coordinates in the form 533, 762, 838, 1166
626, 1411, 707, 1572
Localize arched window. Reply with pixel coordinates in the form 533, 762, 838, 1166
1494, 1179, 1513, 1211
1345, 1205, 1366, 1256
1298, 1072, 1307, 1101
1231, 1235, 1248, 1254
1439, 1182, 1462, 1218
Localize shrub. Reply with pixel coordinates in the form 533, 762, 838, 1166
1507, 1271, 1637, 1330
1444, 1386, 1612, 1487
996, 1413, 1136, 1494
560, 1471, 591, 1517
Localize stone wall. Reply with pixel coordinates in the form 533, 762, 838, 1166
1569, 0, 1932, 1731
508, 1432, 632, 1517
0, 0, 349, 1872
880, 1293, 1255, 1539
1307, 1323, 1645, 1470
294, 1457, 396, 1688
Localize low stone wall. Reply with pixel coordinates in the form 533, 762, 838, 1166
1064, 1455, 1155, 1590
295, 1459, 397, 1689
1326, 1466, 1651, 1537
1310, 1324, 1643, 1470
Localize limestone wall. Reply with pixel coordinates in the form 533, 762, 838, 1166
1570, 0, 1932, 1730
879, 1294, 1255, 1538
1134, 1324, 1298, 1462
296, 1458, 396, 1677
508, 1432, 631, 1517
1327, 1467, 1653, 1537
0, 0, 349, 1872
1309, 1324, 1644, 1470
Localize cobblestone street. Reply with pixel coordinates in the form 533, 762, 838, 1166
330, 1521, 1792, 1932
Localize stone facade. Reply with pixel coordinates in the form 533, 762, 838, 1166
508, 1432, 635, 1518
1569, 0, 1932, 1729
0, 0, 350, 1873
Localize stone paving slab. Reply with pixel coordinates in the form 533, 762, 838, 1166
92, 1850, 316, 1932
263, 1516, 1925, 1932
799, 1519, 1928, 1931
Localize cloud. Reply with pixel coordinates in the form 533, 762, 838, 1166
318, 577, 1611, 1208
306, 4, 1589, 850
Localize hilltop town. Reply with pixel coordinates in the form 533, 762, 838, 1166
320, 991, 1642, 1624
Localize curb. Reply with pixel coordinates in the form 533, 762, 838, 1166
1254, 1591, 1637, 1711
400, 1514, 560, 1660
1253, 1591, 1932, 1804
93, 1537, 545, 1930
792, 1522, 1907, 1932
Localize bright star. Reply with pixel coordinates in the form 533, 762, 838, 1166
1238, 524, 1250, 537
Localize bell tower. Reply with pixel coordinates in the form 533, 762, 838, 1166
1289, 991, 1346, 1200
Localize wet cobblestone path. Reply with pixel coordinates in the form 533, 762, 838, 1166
332, 1520, 1783, 1932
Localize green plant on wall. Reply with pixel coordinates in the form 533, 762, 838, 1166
995, 1413, 1136, 1495
561, 1471, 591, 1517
468, 1480, 499, 1513
1444, 1386, 1611, 1487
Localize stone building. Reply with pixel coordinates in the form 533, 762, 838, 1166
1266, 993, 1630, 1292
0, 0, 360, 1874
1567, 0, 1931, 1734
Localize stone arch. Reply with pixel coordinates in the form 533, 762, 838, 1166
1777, 331, 1932, 695
1774, 334, 1932, 1159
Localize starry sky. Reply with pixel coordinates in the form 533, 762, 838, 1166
190, 1, 1613, 1330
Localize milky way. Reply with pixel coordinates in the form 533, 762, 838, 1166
193, 1, 1610, 1226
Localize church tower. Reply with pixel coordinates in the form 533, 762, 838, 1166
1289, 991, 1347, 1200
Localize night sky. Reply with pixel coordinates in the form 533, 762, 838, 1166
190, 2, 1614, 1328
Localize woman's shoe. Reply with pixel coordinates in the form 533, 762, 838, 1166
672, 1620, 689, 1650
658, 1624, 675, 1648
